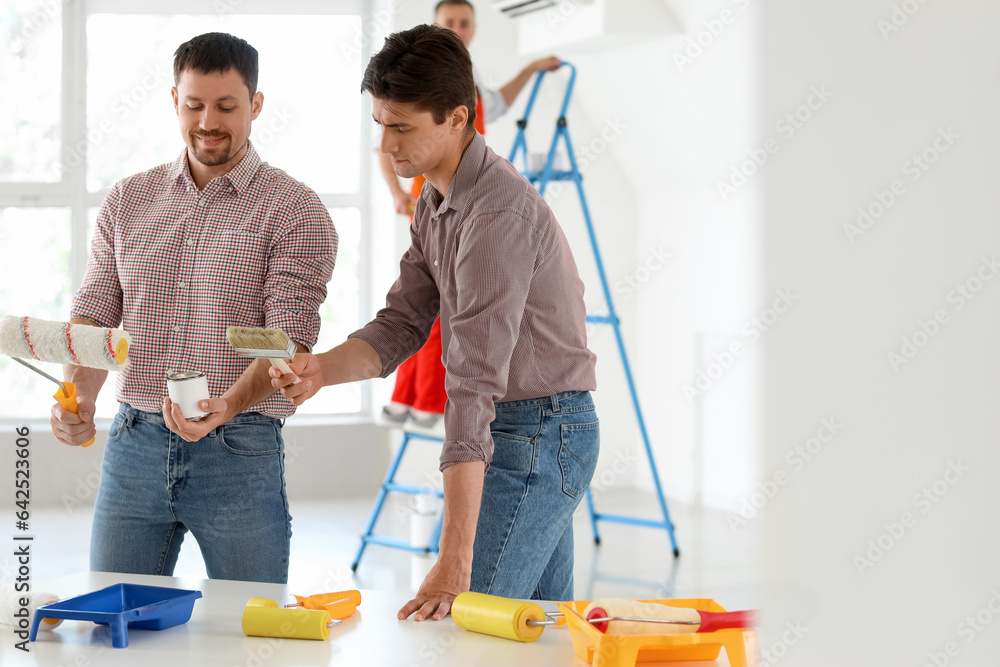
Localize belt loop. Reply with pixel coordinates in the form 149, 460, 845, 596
124, 406, 136, 428
550, 393, 560, 412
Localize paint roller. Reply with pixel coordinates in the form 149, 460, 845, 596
451, 592, 552, 643
583, 599, 757, 635
450, 593, 757, 643
242, 597, 349, 641
0, 585, 63, 631
0, 316, 131, 446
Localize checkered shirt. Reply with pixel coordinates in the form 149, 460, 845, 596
72, 143, 337, 418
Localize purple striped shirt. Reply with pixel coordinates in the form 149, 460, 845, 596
351, 132, 597, 470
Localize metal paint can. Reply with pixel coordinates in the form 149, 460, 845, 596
166, 369, 211, 420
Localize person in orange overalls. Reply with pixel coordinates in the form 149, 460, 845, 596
378, 0, 560, 426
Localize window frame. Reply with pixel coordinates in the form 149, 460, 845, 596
0, 0, 375, 422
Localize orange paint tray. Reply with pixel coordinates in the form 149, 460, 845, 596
557, 599, 758, 667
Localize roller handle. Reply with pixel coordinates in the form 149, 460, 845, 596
269, 358, 302, 385
52, 382, 94, 447
695, 610, 757, 633
323, 597, 358, 620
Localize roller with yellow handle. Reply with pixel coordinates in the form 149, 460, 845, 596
0, 316, 131, 447
451, 592, 565, 643
242, 597, 344, 641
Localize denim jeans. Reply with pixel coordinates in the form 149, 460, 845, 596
90, 403, 291, 583
470, 391, 599, 601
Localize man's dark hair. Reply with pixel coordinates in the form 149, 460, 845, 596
361, 25, 476, 132
435, 0, 475, 14
173, 32, 259, 99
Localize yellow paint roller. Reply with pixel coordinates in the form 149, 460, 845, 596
241, 600, 337, 641
0, 316, 131, 447
451, 592, 552, 643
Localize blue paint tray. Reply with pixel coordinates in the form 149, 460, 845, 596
29, 583, 202, 648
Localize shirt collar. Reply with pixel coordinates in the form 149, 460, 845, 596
169, 141, 262, 195
422, 132, 485, 216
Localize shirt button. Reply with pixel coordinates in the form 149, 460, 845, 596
186, 238, 195, 246
433, 260, 439, 266
178, 281, 187, 288
173, 325, 181, 333
197, 199, 207, 208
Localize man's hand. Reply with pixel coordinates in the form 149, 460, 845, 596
392, 190, 417, 215
50, 395, 97, 447
397, 557, 472, 622
162, 396, 231, 442
268, 352, 323, 405
530, 56, 562, 73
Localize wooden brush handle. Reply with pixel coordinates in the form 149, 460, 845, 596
269, 358, 302, 384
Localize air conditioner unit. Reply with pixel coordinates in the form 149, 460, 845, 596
492, 0, 560, 19
508, 0, 681, 55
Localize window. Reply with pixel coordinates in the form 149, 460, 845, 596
0, 1, 372, 420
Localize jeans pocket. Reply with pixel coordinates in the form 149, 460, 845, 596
218, 420, 281, 457
558, 420, 599, 499
106, 412, 126, 442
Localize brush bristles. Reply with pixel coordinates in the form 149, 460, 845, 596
226, 327, 296, 358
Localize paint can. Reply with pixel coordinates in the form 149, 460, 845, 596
166, 369, 211, 420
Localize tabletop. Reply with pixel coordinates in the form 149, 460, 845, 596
3, 572, 741, 666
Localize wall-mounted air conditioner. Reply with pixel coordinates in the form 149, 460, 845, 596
492, 0, 562, 20
506, 0, 681, 55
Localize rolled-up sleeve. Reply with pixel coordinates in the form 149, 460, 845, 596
264, 191, 337, 352
71, 185, 124, 329
440, 213, 540, 471
350, 224, 440, 375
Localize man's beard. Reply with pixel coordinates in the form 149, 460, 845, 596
190, 132, 235, 166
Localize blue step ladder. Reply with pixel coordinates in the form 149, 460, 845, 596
351, 430, 445, 571
509, 62, 680, 558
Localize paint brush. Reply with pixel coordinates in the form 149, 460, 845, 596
225, 326, 302, 384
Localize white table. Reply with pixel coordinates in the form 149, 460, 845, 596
3, 572, 737, 666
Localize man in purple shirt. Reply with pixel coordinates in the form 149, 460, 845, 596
272, 25, 598, 620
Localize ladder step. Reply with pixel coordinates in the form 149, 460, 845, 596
593, 513, 673, 530
384, 482, 444, 497
522, 170, 576, 181
586, 314, 618, 325
361, 534, 436, 553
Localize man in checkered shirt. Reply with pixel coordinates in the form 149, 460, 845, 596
49, 33, 337, 584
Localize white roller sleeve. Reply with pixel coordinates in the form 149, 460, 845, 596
0, 316, 130, 371
0, 584, 62, 630
584, 599, 701, 635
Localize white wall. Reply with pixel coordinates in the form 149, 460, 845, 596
755, 0, 1000, 664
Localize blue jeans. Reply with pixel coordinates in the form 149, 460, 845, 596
470, 391, 599, 601
90, 404, 291, 583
